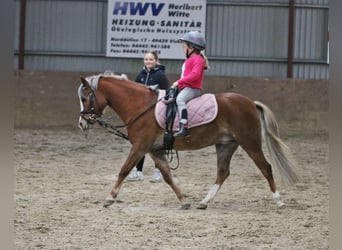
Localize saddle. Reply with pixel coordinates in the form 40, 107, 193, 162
155, 89, 218, 149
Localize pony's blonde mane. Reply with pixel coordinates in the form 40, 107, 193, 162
85, 71, 128, 90
103, 70, 128, 80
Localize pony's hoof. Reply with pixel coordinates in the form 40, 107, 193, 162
196, 203, 208, 210
277, 201, 285, 208
103, 199, 115, 208
180, 203, 191, 210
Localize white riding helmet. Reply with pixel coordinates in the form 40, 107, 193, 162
179, 31, 206, 51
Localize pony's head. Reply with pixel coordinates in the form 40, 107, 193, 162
78, 76, 106, 131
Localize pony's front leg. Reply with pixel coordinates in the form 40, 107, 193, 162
150, 151, 190, 209
103, 178, 124, 208
103, 149, 144, 208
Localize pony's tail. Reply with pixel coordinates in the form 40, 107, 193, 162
255, 101, 300, 186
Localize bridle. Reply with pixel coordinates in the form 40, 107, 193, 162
79, 85, 166, 139
79, 86, 102, 124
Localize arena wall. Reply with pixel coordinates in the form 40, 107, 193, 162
14, 70, 328, 135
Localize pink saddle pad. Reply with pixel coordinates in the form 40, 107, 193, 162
155, 90, 218, 131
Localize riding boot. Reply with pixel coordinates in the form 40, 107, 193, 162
174, 109, 189, 137
174, 123, 189, 137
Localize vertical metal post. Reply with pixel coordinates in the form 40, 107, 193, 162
18, 0, 27, 70
287, 0, 295, 78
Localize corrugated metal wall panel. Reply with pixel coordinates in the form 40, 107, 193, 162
293, 64, 328, 79
206, 4, 289, 58
24, 0, 106, 52
207, 61, 287, 78
14, 0, 329, 79
14, 0, 21, 52
208, 0, 289, 5
17, 54, 290, 78
18, 54, 183, 74
207, 0, 328, 5
295, 0, 329, 5
294, 7, 328, 60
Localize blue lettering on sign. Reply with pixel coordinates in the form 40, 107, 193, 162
113, 2, 165, 16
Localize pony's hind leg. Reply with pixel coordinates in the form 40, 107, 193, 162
241, 144, 284, 207
150, 150, 190, 210
198, 142, 238, 209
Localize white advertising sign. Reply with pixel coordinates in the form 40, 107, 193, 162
106, 0, 206, 59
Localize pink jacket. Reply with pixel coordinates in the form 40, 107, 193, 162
177, 54, 205, 90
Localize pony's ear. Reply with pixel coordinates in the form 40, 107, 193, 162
80, 75, 90, 88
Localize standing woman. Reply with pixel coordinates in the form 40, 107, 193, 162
127, 51, 170, 182
171, 31, 209, 137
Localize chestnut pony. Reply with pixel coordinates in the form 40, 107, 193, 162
78, 74, 299, 209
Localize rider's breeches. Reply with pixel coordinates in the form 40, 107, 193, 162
176, 87, 201, 124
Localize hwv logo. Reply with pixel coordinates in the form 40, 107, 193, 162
113, 1, 165, 16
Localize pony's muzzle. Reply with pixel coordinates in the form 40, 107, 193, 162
78, 116, 90, 131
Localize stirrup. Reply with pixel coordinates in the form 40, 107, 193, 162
174, 128, 189, 137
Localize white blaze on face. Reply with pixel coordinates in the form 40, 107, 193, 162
78, 97, 87, 130
78, 85, 85, 111
79, 96, 84, 112
78, 85, 88, 131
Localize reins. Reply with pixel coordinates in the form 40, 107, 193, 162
102, 94, 165, 130
95, 116, 129, 140
95, 93, 165, 135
